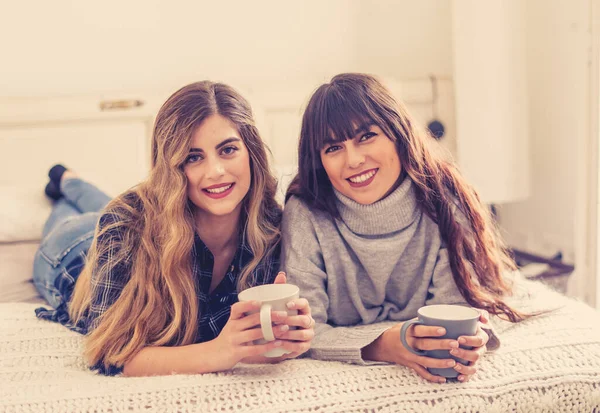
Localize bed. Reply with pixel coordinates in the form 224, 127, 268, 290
1, 84, 599, 413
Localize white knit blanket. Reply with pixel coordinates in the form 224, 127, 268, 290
1, 279, 600, 413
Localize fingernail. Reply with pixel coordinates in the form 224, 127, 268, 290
455, 364, 462, 371
252, 301, 261, 307
450, 349, 458, 356
458, 337, 466, 344
286, 302, 295, 309
278, 325, 289, 332
449, 341, 459, 348
447, 360, 456, 367
438, 378, 446, 384
273, 341, 283, 347
437, 328, 446, 335
458, 375, 465, 382
274, 311, 288, 318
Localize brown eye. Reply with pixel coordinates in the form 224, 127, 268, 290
324, 145, 342, 154
186, 154, 202, 164
359, 132, 376, 142
221, 146, 239, 156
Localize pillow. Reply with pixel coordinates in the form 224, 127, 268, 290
0, 241, 44, 303
0, 186, 53, 243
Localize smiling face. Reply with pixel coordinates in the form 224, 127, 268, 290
183, 114, 251, 219
320, 123, 402, 205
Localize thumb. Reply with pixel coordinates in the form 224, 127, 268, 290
274, 271, 287, 284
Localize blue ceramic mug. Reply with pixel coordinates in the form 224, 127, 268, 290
400, 304, 480, 379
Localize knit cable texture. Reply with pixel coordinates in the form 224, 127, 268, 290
1, 278, 599, 413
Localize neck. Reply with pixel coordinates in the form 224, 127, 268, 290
334, 175, 419, 236
194, 207, 242, 253
380, 169, 406, 201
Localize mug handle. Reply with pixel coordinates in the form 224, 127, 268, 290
260, 303, 275, 341
400, 319, 427, 356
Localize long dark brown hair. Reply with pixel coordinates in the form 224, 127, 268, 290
70, 81, 281, 370
287, 73, 524, 322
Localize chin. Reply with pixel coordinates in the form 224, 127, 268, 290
348, 191, 384, 205
205, 204, 239, 217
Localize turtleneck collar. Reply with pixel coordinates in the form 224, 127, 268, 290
334, 175, 420, 236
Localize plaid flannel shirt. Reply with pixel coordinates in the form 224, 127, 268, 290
36, 210, 280, 375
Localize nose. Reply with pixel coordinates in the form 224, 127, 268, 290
205, 156, 225, 180
346, 145, 365, 169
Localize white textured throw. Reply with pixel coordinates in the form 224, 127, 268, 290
1, 279, 600, 413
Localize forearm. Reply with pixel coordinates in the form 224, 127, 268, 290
310, 322, 394, 364
123, 340, 223, 377
361, 333, 387, 362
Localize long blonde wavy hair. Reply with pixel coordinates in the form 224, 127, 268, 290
69, 81, 281, 370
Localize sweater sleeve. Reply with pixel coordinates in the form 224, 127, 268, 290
281, 197, 393, 364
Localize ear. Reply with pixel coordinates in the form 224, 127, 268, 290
274, 271, 287, 284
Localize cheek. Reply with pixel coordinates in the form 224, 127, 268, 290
183, 167, 199, 186
388, 153, 401, 171
320, 157, 339, 183
235, 152, 252, 184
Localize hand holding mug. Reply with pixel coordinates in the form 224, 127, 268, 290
212, 300, 289, 370
362, 320, 457, 384
400, 305, 489, 381
237, 272, 314, 363
448, 310, 490, 382
272, 272, 314, 359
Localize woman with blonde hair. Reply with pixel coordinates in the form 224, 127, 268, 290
282, 73, 525, 383
33, 81, 314, 376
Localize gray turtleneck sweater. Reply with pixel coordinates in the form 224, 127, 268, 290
281, 177, 498, 364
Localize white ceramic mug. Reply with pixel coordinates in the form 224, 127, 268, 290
237, 283, 300, 357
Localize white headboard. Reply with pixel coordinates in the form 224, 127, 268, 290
0, 78, 454, 242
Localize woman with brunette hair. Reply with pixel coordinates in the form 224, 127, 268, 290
33, 81, 314, 376
281, 73, 524, 383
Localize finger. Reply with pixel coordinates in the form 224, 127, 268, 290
236, 310, 289, 331
279, 340, 311, 355
454, 362, 477, 376
457, 331, 488, 348
239, 340, 286, 359
457, 374, 471, 382
236, 326, 270, 344
237, 324, 292, 344
230, 300, 261, 320
412, 325, 447, 338
284, 314, 313, 329
479, 309, 490, 324
413, 338, 459, 351
411, 355, 457, 370
274, 271, 287, 284
409, 362, 446, 383
450, 346, 485, 363
286, 298, 311, 314
276, 327, 315, 342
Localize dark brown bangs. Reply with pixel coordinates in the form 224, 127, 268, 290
310, 82, 378, 150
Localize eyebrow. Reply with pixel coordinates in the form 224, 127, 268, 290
353, 122, 375, 136
323, 122, 375, 146
189, 137, 241, 153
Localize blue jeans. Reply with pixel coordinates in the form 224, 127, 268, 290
32, 178, 111, 308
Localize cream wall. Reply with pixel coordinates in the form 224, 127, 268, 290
0, 0, 356, 96
0, 0, 458, 165
2, 1, 594, 299
0, 0, 452, 97
497, 0, 592, 298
